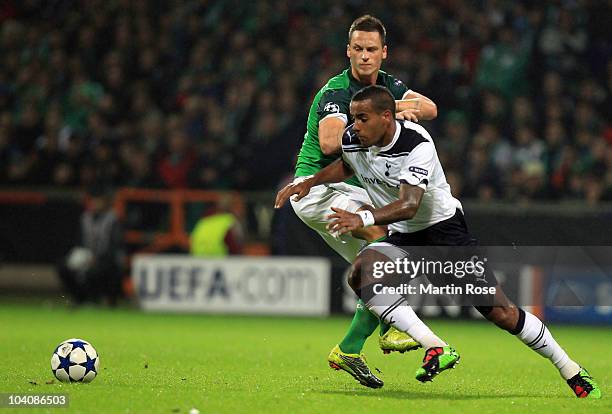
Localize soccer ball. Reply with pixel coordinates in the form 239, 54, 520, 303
50, 338, 100, 383
66, 247, 93, 272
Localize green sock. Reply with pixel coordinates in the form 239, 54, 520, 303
379, 321, 391, 336
338, 300, 380, 354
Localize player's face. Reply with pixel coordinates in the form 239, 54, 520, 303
347, 31, 387, 80
350, 99, 392, 147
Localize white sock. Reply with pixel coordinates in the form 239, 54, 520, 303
516, 310, 580, 380
366, 294, 447, 349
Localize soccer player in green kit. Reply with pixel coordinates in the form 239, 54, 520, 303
278, 15, 438, 388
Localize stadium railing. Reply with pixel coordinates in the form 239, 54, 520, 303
114, 187, 252, 254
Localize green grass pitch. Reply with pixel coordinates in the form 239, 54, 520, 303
0, 302, 610, 413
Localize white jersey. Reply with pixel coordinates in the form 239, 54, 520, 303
341, 120, 462, 233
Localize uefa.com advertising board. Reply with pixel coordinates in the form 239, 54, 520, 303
133, 246, 612, 323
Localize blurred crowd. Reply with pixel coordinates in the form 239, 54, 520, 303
0, 0, 610, 203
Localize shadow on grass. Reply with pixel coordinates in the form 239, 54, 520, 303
316, 389, 555, 400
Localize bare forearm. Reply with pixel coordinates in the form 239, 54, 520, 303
312, 159, 354, 185
274, 160, 353, 209
395, 94, 438, 120
369, 200, 418, 224
371, 184, 423, 224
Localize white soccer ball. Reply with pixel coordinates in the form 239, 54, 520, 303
51, 338, 100, 383
66, 247, 94, 272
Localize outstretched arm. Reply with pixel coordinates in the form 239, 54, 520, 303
274, 159, 354, 208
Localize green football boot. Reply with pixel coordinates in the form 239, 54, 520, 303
328, 345, 384, 388
567, 368, 601, 399
415, 346, 460, 382
379, 326, 422, 354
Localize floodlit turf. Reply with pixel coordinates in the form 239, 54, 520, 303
0, 302, 610, 414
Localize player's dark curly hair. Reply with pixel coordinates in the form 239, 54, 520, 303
348, 15, 386, 45
352, 85, 395, 115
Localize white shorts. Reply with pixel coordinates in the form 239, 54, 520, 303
290, 177, 372, 263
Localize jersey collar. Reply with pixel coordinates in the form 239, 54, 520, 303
371, 121, 401, 154
347, 68, 383, 87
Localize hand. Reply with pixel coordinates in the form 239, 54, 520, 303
395, 109, 420, 122
274, 178, 315, 208
326, 207, 364, 235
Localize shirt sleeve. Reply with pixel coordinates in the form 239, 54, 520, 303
340, 151, 352, 170
397, 142, 435, 190
387, 76, 410, 100
317, 90, 350, 123
401, 89, 415, 99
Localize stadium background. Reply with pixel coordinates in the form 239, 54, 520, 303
0, 1, 611, 413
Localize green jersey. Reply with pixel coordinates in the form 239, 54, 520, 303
295, 68, 410, 187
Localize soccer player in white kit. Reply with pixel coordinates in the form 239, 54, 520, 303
277, 85, 601, 398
